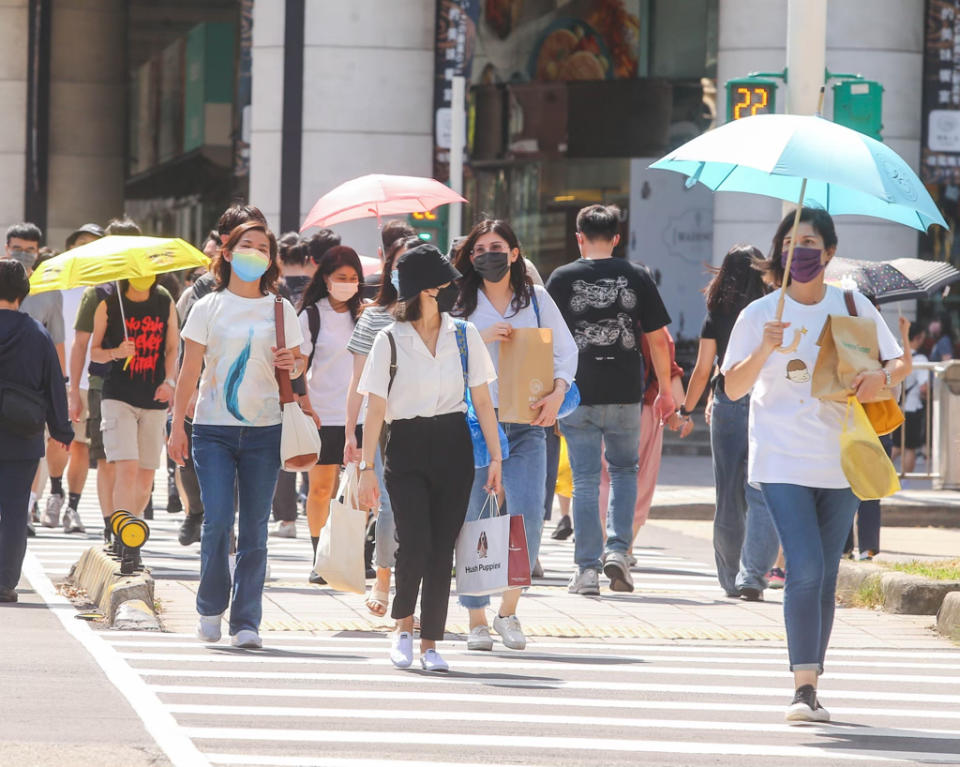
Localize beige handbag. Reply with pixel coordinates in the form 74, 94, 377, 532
274, 297, 321, 472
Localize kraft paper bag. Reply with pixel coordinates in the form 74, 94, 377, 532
498, 327, 554, 424
313, 468, 367, 594
811, 315, 891, 403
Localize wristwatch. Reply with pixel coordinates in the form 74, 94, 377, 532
358, 460, 375, 472
678, 405, 691, 417
164, 377, 177, 388
882, 368, 892, 387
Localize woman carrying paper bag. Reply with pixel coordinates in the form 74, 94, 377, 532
452, 220, 578, 652
721, 208, 907, 723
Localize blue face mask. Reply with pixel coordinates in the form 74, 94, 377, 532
230, 248, 269, 283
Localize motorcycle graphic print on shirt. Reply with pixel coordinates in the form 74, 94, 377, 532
569, 277, 637, 313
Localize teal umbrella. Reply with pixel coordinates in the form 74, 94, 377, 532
650, 111, 948, 333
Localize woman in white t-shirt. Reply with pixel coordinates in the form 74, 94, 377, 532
297, 245, 365, 580
722, 208, 907, 723
452, 219, 578, 652
168, 221, 305, 650
357, 243, 502, 673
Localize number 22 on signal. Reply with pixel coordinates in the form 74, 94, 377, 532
734, 86, 769, 120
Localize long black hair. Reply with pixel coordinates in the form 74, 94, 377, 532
452, 219, 532, 319
758, 207, 838, 287
703, 245, 768, 315
299, 245, 364, 320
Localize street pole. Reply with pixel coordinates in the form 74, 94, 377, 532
783, 0, 827, 218
449, 75, 465, 252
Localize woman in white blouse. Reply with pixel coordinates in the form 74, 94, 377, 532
358, 244, 502, 672
452, 219, 578, 652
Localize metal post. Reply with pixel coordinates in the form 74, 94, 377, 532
448, 75, 466, 252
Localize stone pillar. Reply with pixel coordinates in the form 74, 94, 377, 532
249, 0, 284, 230
45, 0, 125, 249
0, 0, 29, 226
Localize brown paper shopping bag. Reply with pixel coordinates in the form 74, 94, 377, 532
811, 315, 891, 403
498, 327, 554, 424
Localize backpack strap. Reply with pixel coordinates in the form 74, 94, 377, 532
385, 330, 398, 395
844, 290, 859, 317
305, 303, 321, 371
530, 286, 542, 328
453, 319, 470, 402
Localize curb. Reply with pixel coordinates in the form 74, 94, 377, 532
67, 546, 156, 626
937, 592, 960, 642
836, 560, 960, 616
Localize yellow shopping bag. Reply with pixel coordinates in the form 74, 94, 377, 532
840, 396, 901, 501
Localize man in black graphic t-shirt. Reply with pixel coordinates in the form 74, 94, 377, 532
547, 204, 674, 596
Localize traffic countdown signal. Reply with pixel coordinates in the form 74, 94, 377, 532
725, 78, 777, 122
832, 80, 883, 141
408, 207, 448, 249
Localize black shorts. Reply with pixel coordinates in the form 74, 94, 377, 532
903, 410, 925, 450
318, 424, 363, 466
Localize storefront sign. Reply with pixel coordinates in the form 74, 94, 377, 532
922, 0, 960, 182
433, 0, 481, 180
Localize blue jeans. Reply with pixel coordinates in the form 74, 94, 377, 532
560, 403, 641, 572
192, 424, 282, 635
710, 387, 780, 594
373, 444, 398, 568
759, 483, 859, 672
460, 422, 546, 609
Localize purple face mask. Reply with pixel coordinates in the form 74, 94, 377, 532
781, 246, 825, 284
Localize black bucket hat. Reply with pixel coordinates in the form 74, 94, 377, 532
395, 243, 461, 302
65, 223, 105, 250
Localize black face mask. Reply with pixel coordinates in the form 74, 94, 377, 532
433, 284, 458, 314
473, 250, 510, 282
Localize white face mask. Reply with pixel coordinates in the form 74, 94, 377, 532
328, 281, 359, 302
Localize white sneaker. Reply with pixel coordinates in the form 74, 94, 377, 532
62, 506, 85, 534
493, 614, 526, 650
420, 648, 449, 672
390, 631, 413, 668
231, 629, 263, 649
196, 613, 222, 642
467, 625, 494, 651
567, 568, 600, 596
269, 520, 297, 538
603, 551, 635, 592
41, 494, 64, 528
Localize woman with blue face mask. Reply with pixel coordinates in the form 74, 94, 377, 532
168, 221, 306, 650
452, 219, 578, 653
721, 208, 908, 723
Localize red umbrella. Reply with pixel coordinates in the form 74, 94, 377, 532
300, 173, 467, 231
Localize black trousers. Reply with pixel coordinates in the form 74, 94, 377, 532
180, 419, 204, 517
384, 413, 473, 640
272, 471, 298, 522
0, 459, 39, 589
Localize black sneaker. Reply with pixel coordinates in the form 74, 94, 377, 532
167, 494, 183, 514
143, 498, 154, 520
0, 586, 17, 603
26, 522, 36, 538
740, 587, 764, 602
178, 514, 203, 546
309, 570, 327, 585
786, 684, 830, 723
551, 515, 573, 540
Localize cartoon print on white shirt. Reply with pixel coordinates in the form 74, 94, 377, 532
785, 359, 810, 384
569, 277, 637, 314
574, 314, 636, 351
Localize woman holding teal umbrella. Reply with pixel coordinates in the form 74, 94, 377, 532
721, 208, 908, 723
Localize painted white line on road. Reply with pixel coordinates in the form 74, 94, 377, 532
110, 641, 960, 671
183, 727, 954, 762
117, 652, 960, 685
134, 668, 960, 704
151, 685, 960, 721
164, 703, 960, 740
21, 552, 210, 767
206, 756, 531, 767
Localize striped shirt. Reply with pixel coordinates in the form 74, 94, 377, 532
347, 305, 395, 356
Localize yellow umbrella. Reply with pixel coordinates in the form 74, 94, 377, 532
28, 235, 210, 363
29, 236, 209, 294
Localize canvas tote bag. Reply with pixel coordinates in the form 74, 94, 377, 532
313, 466, 368, 594
274, 297, 322, 471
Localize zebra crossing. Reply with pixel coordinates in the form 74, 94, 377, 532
21, 492, 960, 766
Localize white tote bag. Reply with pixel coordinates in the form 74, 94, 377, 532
313, 466, 367, 594
274, 297, 321, 472
455, 495, 510, 597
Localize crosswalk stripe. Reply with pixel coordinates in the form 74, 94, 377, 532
134, 669, 960, 704
118, 652, 960, 685
149, 685, 960, 721
182, 727, 959, 762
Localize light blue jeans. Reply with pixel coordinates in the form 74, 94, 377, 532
373, 444, 397, 568
759, 483, 859, 672
192, 423, 282, 635
560, 402, 641, 572
459, 422, 546, 609
710, 387, 780, 594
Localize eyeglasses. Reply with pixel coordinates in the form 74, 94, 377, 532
471, 244, 508, 257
